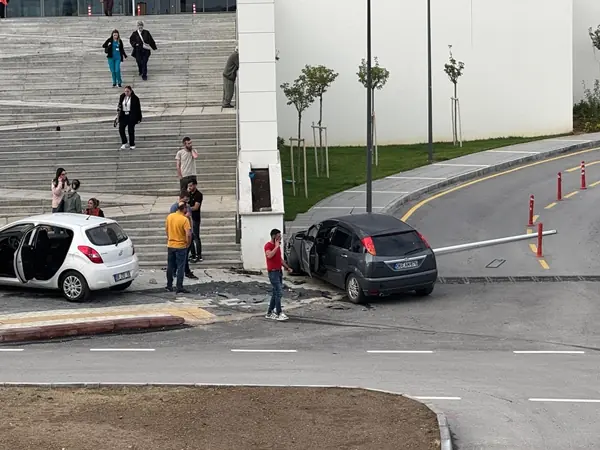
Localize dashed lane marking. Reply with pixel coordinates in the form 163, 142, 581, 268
590, 180, 600, 188
529, 243, 537, 254
230, 349, 298, 353
529, 398, 600, 403
538, 260, 550, 270
89, 349, 156, 352
527, 244, 550, 269
545, 202, 557, 209
533, 214, 539, 222
367, 350, 434, 354
0, 349, 24, 352
566, 160, 600, 172
412, 396, 462, 401
514, 351, 585, 354
564, 190, 579, 199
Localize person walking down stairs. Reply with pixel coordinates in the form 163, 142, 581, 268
130, 21, 157, 81
222, 47, 239, 108
103, 0, 113, 16
117, 86, 142, 151
63, 179, 83, 214
103, 30, 127, 88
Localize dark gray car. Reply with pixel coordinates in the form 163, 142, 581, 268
285, 213, 438, 304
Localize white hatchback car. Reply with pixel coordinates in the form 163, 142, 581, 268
0, 213, 139, 302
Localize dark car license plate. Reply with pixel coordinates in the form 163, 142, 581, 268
394, 261, 419, 270
114, 271, 131, 282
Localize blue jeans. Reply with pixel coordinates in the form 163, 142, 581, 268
268, 270, 283, 315
166, 247, 187, 290
108, 57, 122, 85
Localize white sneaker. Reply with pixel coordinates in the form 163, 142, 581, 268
276, 312, 289, 321
130, 146, 136, 150
120, 144, 129, 150
265, 312, 277, 320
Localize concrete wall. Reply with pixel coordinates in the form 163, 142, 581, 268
574, 0, 600, 102
237, 0, 284, 270
275, 0, 573, 146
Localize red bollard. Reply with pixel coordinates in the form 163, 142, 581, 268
87, 4, 91, 15
537, 222, 543, 257
192, 3, 196, 13
557, 172, 562, 201
581, 161, 587, 190
137, 4, 141, 15
527, 194, 535, 227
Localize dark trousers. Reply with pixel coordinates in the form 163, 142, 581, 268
136, 49, 151, 78
190, 218, 202, 258
268, 270, 283, 315
222, 76, 235, 106
179, 175, 197, 190
118, 114, 136, 146
104, 0, 113, 15
0, 3, 5, 18
167, 247, 187, 290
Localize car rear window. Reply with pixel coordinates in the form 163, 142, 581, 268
86, 223, 128, 246
372, 231, 426, 256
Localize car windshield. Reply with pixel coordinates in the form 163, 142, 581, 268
372, 231, 426, 257
86, 223, 128, 246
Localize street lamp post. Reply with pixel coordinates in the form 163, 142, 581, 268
366, 0, 373, 213
426, 0, 434, 163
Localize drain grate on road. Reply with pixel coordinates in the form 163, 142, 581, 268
437, 275, 600, 284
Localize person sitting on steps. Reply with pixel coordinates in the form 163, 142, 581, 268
129, 20, 157, 81
117, 85, 142, 151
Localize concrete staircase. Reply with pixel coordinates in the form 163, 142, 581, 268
0, 14, 241, 268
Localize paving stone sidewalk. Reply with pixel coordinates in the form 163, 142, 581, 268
286, 133, 600, 232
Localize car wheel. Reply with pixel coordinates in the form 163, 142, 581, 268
109, 281, 133, 291
345, 274, 366, 304
59, 270, 90, 302
287, 247, 302, 274
415, 284, 434, 297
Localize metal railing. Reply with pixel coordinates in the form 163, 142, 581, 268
234, 10, 241, 244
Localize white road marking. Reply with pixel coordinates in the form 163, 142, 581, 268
231, 349, 298, 353
433, 163, 489, 167
0, 349, 24, 352
350, 190, 410, 194
487, 150, 540, 154
89, 349, 156, 352
529, 398, 600, 403
413, 396, 462, 401
546, 139, 592, 142
386, 176, 446, 180
513, 351, 585, 354
367, 350, 434, 354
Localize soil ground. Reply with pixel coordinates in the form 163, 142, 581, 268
0, 386, 440, 450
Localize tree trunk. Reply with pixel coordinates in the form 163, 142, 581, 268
453, 82, 458, 146
318, 95, 324, 174
297, 112, 302, 183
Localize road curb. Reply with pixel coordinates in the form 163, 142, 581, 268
0, 315, 185, 343
0, 382, 452, 448
376, 140, 600, 217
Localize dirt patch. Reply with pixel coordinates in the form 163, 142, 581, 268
0, 386, 440, 450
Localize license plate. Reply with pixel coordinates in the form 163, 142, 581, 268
394, 261, 419, 270
113, 271, 131, 282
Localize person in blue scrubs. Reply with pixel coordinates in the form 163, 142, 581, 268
102, 30, 127, 88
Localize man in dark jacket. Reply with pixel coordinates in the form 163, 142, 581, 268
222, 47, 239, 108
117, 86, 142, 151
129, 20, 157, 81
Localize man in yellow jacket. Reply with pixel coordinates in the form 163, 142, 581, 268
165, 201, 192, 294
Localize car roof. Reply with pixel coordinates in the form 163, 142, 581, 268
333, 213, 414, 236
12, 213, 116, 229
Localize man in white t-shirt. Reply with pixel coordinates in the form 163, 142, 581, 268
176, 136, 198, 190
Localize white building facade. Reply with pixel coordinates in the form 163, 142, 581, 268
574, 0, 600, 102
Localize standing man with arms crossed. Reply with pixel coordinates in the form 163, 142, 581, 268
165, 201, 192, 294
264, 229, 292, 321
176, 136, 198, 190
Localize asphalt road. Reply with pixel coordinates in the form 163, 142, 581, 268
397, 147, 600, 277
2, 282, 600, 449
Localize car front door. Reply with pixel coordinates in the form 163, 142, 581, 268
324, 226, 352, 288
300, 224, 319, 277
14, 226, 40, 284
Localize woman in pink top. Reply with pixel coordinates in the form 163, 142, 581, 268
51, 167, 70, 213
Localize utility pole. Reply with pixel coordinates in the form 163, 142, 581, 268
426, 0, 434, 163
366, 0, 373, 212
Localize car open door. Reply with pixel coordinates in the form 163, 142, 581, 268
13, 225, 38, 284
300, 224, 319, 277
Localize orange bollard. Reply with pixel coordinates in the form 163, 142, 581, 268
537, 222, 543, 257
527, 195, 535, 227
557, 172, 562, 201
581, 161, 587, 190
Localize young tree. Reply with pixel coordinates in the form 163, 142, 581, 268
589, 25, 600, 51
444, 45, 465, 146
281, 75, 315, 195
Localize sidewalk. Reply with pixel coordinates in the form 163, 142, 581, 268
286, 133, 600, 232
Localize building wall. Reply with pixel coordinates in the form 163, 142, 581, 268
275, 0, 573, 146
573, 0, 600, 102
237, 0, 284, 270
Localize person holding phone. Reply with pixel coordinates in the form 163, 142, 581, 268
51, 167, 70, 213
264, 228, 292, 321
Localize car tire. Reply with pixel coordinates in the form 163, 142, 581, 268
59, 270, 90, 303
415, 284, 434, 297
345, 274, 366, 304
109, 281, 133, 291
287, 247, 302, 274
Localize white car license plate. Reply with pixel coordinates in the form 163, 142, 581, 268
394, 261, 419, 270
113, 271, 131, 282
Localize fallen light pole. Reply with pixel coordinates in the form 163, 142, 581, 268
557, 172, 562, 201
433, 229, 557, 256
527, 194, 535, 227
581, 161, 587, 190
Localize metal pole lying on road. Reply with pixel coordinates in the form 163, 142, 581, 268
433, 229, 558, 256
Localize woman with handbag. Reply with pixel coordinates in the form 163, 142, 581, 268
51, 167, 70, 213
117, 86, 142, 151
102, 29, 127, 88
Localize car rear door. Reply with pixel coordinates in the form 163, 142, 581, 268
366, 230, 435, 278
84, 222, 134, 267
300, 224, 319, 276
14, 225, 39, 283
323, 226, 352, 288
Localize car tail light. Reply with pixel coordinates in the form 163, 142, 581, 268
78, 245, 103, 264
417, 232, 431, 249
361, 236, 376, 256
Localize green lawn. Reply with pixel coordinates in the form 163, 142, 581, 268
280, 137, 556, 221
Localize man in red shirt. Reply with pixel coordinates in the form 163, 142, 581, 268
264, 228, 292, 321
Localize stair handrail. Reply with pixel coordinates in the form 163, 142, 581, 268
234, 6, 241, 244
